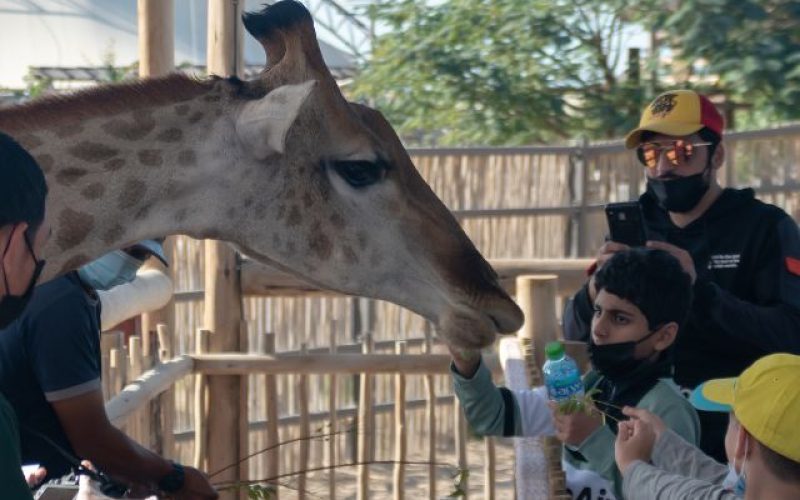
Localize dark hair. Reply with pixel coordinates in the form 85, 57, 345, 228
759, 441, 800, 484
0, 132, 48, 232
594, 248, 693, 330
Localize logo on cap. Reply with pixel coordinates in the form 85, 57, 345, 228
650, 93, 678, 118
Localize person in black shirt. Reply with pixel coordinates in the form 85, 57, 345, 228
0, 242, 217, 499
563, 90, 800, 462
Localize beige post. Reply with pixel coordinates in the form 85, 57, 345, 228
128, 336, 143, 443
193, 329, 211, 470
156, 324, 175, 457
454, 399, 469, 499
357, 333, 374, 500
393, 341, 408, 500
484, 437, 496, 500
327, 322, 338, 500
262, 333, 279, 497
423, 323, 437, 500
298, 343, 310, 500
204, 3, 245, 494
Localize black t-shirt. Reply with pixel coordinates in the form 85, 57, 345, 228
0, 272, 101, 480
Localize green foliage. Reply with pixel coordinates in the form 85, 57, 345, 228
555, 388, 601, 416
353, 0, 643, 146
446, 468, 470, 497
632, 0, 800, 125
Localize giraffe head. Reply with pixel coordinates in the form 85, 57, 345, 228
226, 1, 522, 348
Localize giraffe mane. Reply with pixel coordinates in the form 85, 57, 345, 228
0, 74, 221, 134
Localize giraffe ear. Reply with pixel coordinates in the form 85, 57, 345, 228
235, 80, 317, 159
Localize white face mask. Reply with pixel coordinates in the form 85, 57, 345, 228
724, 431, 748, 495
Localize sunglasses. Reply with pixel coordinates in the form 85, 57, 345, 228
636, 140, 713, 169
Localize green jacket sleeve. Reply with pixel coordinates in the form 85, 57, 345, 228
638, 380, 701, 446
450, 358, 523, 436
0, 395, 34, 500
575, 424, 622, 490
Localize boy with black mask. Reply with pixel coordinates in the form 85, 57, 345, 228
564, 90, 800, 462
449, 248, 700, 499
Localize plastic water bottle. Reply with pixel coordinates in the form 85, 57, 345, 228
542, 341, 584, 402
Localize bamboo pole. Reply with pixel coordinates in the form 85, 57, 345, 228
155, 323, 176, 458
137, 0, 174, 77
454, 399, 469, 500
129, 336, 143, 443
484, 437, 496, 500
357, 333, 374, 500
194, 329, 211, 470
393, 341, 408, 500
423, 324, 437, 500
205, 2, 244, 496
298, 343, 310, 500
262, 332, 279, 498
327, 322, 338, 499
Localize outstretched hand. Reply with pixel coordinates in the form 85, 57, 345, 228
614, 408, 661, 474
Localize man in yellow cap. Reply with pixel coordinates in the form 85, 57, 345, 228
613, 353, 800, 499
564, 89, 800, 462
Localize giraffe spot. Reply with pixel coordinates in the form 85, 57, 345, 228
58, 254, 91, 275
17, 134, 43, 150
203, 93, 222, 103
68, 141, 119, 163
174, 104, 191, 116
55, 167, 88, 186
286, 188, 296, 199
81, 182, 105, 200
215, 108, 224, 117
308, 231, 332, 260
156, 128, 183, 143
37, 154, 55, 173
56, 209, 94, 251
357, 231, 369, 250
102, 224, 124, 245
287, 206, 302, 227
226, 207, 236, 219
276, 204, 286, 220
103, 158, 126, 172
134, 205, 151, 220
187, 111, 205, 124
105, 110, 156, 141
55, 124, 84, 139
329, 213, 346, 229
138, 149, 163, 167
343, 245, 358, 265
177, 150, 197, 167
285, 241, 296, 255
175, 209, 188, 222
118, 179, 147, 209
302, 193, 314, 208
272, 232, 281, 247
255, 202, 267, 217
244, 197, 254, 208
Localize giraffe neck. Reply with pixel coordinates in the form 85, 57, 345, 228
1, 76, 277, 280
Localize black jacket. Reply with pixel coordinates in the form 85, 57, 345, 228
564, 188, 800, 389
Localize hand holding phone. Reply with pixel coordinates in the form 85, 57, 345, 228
605, 201, 648, 247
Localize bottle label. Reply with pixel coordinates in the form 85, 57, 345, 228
546, 377, 584, 401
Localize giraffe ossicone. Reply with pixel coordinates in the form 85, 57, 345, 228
0, 0, 523, 348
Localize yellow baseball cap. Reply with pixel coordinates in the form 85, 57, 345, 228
624, 90, 725, 149
690, 353, 800, 462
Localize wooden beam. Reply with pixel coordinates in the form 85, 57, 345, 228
105, 356, 193, 427
190, 353, 504, 376
240, 258, 593, 297
137, 0, 175, 77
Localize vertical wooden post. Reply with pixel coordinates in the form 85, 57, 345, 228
423, 323, 437, 500
516, 275, 559, 373
129, 336, 143, 443
156, 324, 176, 458
454, 399, 469, 500
393, 341, 408, 500
262, 332, 279, 497
298, 343, 310, 500
483, 437, 496, 500
357, 333, 374, 500
205, 4, 245, 496
327, 322, 338, 499
193, 329, 211, 470
137, 0, 175, 77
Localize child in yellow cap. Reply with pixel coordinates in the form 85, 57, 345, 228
613, 353, 800, 499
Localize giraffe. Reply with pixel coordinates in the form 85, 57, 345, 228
0, 1, 523, 349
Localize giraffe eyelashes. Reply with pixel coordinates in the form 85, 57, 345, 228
328, 158, 390, 189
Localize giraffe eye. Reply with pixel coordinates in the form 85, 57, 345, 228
330, 159, 389, 189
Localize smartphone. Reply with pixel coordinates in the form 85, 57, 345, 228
605, 201, 648, 247
34, 484, 79, 500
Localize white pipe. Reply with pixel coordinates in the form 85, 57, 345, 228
98, 269, 173, 331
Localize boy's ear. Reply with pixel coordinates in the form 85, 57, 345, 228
652, 322, 678, 352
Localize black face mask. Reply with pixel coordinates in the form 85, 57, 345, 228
646, 167, 710, 213
0, 228, 45, 330
588, 329, 659, 382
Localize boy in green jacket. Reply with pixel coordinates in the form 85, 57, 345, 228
450, 248, 700, 499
